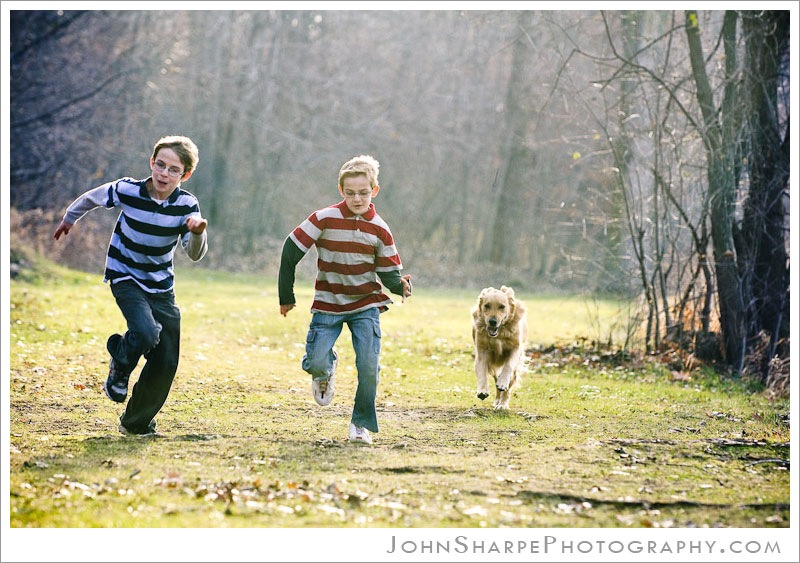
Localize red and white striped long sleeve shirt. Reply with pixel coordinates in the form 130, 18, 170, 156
284, 201, 403, 314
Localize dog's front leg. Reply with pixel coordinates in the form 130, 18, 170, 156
475, 354, 491, 400
495, 354, 517, 392
493, 388, 510, 410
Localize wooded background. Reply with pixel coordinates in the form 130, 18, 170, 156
8, 9, 792, 379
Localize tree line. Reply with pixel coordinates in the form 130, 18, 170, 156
9, 9, 791, 381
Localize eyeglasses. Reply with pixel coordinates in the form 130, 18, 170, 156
153, 160, 185, 178
343, 190, 373, 199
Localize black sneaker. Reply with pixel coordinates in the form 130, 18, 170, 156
104, 357, 131, 403
118, 420, 158, 437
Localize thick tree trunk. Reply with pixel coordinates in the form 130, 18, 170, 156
739, 11, 791, 377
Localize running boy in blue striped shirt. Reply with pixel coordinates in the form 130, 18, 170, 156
54, 135, 208, 436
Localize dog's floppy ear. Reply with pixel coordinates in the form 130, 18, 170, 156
473, 287, 489, 320
501, 285, 516, 318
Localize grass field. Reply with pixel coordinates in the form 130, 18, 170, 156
6, 257, 791, 533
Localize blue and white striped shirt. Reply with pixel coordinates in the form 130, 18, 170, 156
63, 177, 207, 293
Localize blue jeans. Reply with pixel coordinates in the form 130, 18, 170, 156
302, 308, 382, 432
108, 280, 181, 433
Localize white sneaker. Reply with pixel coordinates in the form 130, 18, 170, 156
349, 423, 372, 445
312, 352, 337, 406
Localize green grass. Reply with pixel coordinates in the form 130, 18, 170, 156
7, 263, 790, 529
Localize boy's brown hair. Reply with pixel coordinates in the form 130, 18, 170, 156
338, 154, 380, 188
152, 135, 200, 175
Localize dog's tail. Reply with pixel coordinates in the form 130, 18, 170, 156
521, 352, 531, 372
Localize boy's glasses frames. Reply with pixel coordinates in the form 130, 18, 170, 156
153, 161, 184, 178
343, 190, 372, 199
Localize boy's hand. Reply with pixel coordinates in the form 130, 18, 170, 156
280, 303, 296, 317
401, 275, 413, 303
186, 216, 208, 234
53, 220, 73, 240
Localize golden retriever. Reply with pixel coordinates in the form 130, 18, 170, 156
471, 286, 528, 410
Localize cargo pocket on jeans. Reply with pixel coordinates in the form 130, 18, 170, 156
373, 322, 382, 355
306, 327, 318, 349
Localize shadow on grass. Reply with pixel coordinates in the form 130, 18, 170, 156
512, 490, 790, 511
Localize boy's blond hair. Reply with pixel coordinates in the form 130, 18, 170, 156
339, 154, 380, 188
152, 135, 200, 175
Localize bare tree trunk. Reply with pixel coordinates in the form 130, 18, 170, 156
482, 11, 537, 266
685, 10, 747, 371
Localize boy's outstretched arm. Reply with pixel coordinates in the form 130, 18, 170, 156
53, 184, 111, 241
278, 237, 305, 316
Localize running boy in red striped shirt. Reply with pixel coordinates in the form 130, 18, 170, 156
278, 155, 412, 445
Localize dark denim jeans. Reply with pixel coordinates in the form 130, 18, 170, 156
302, 308, 382, 432
108, 280, 181, 433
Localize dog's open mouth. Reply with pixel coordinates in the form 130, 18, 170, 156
487, 325, 500, 337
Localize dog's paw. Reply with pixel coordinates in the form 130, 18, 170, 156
477, 392, 489, 400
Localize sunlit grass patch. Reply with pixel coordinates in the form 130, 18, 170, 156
8, 262, 790, 528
